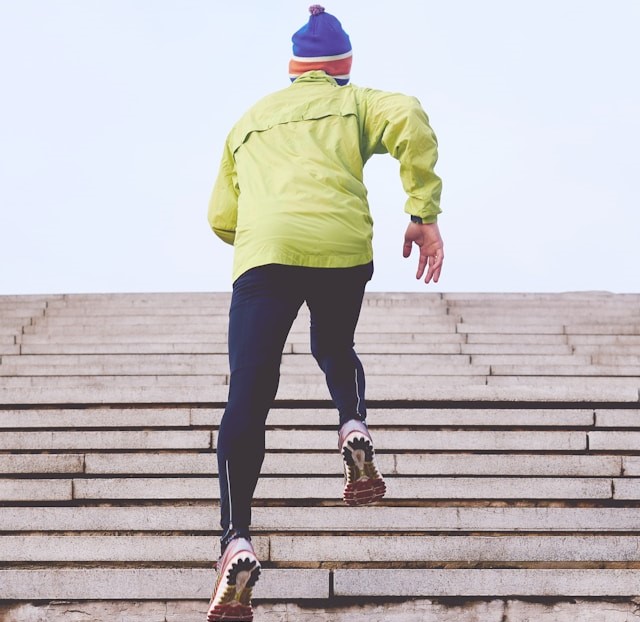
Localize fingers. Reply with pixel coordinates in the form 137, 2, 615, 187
416, 248, 429, 280
424, 252, 444, 284
402, 238, 412, 258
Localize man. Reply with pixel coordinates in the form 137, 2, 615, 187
206, 5, 443, 620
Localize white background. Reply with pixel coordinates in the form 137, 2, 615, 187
1, 0, 638, 295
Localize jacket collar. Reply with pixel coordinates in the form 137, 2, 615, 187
291, 70, 340, 87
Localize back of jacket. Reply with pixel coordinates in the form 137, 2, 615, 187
208, 71, 441, 282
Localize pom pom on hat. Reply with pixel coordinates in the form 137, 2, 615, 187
289, 5, 352, 85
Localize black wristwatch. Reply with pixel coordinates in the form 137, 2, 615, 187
410, 215, 423, 224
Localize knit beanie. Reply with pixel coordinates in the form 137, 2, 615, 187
289, 5, 352, 86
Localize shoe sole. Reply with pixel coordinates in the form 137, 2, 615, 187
341, 433, 386, 506
207, 551, 261, 622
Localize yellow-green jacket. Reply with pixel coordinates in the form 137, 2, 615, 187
208, 71, 442, 282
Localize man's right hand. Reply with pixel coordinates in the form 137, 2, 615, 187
402, 221, 444, 284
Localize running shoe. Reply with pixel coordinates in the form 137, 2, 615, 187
206, 537, 261, 622
339, 419, 386, 506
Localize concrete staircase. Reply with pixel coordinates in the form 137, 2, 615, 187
1, 291, 639, 621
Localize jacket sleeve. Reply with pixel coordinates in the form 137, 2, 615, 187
207, 139, 238, 245
358, 88, 442, 223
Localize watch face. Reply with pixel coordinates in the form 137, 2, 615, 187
411, 215, 423, 224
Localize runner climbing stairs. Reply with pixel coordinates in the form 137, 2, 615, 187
1, 292, 639, 621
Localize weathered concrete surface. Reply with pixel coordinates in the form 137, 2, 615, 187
0, 406, 600, 429
0, 430, 211, 450
259, 429, 588, 451
65, 475, 614, 501
0, 535, 267, 562
3, 599, 640, 622
333, 569, 640, 597
1, 597, 640, 621
0, 479, 72, 502
0, 568, 328, 600
0, 453, 84, 474
77, 452, 620, 477
3, 505, 640, 533
2, 382, 636, 404
270, 535, 640, 562
4, 534, 640, 563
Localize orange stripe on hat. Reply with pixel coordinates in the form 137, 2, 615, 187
289, 54, 352, 79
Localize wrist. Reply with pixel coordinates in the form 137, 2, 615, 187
409, 215, 438, 225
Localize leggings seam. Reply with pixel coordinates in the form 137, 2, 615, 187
225, 459, 234, 531
355, 368, 363, 418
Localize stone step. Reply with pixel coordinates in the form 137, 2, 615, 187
17, 327, 459, 344
0, 382, 635, 404
3, 476, 611, 502
5, 598, 640, 622
42, 306, 232, 318
0, 429, 588, 452
593, 355, 640, 365
31, 306, 448, 326
471, 353, 587, 364
567, 325, 640, 335
0, 352, 473, 369
28, 312, 637, 332
487, 376, 640, 390
463, 345, 575, 355
0, 309, 44, 319
1, 568, 638, 599
0, 535, 254, 563
41, 309, 454, 325
0, 568, 326, 600
0, 406, 599, 430
5, 374, 638, 394
20, 329, 466, 346
589, 431, 640, 450
595, 409, 640, 427
18, 342, 235, 354
457, 323, 565, 335
295, 342, 558, 355
10, 343, 638, 360
2, 453, 618, 478
0, 374, 502, 391
18, 341, 476, 355
443, 291, 640, 302
455, 307, 637, 316
3, 534, 640, 563
0, 430, 212, 450
490, 365, 640, 377
466, 334, 568, 344
459, 323, 640, 336
9, 353, 618, 376
572, 345, 640, 355
3, 505, 638, 533
0, 363, 489, 377
333, 568, 640, 597
0, 375, 230, 388
621, 457, 640, 475
0, 479, 73, 501
569, 335, 640, 345
260, 429, 588, 451
269, 534, 640, 562
0, 354, 484, 376
0, 323, 26, 335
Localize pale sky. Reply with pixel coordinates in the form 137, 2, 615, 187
1, 0, 638, 295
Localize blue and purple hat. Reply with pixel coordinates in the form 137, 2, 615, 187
289, 5, 352, 85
